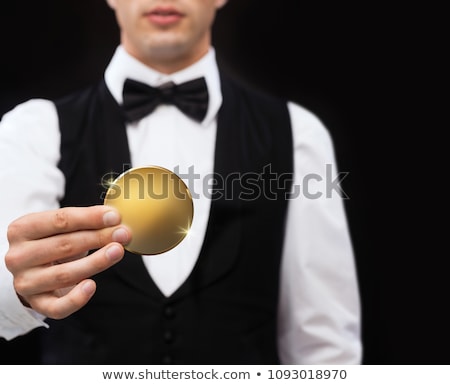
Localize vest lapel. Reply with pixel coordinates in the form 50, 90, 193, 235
169, 74, 243, 301
94, 82, 166, 300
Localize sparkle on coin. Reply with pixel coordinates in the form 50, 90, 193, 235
103, 166, 193, 255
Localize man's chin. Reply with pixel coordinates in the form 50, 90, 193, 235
142, 40, 194, 64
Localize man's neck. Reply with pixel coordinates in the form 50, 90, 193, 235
122, 42, 211, 75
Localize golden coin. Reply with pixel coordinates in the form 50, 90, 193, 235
103, 166, 193, 255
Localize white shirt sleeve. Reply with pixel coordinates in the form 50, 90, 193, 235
0, 99, 64, 340
277, 102, 362, 364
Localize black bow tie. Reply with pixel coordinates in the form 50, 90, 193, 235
121, 77, 209, 123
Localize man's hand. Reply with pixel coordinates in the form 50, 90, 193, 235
5, 205, 131, 319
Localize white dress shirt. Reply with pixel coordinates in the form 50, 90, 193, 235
0, 46, 362, 364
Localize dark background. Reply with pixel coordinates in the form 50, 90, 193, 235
0, 1, 447, 364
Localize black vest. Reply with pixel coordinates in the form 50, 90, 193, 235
40, 73, 293, 364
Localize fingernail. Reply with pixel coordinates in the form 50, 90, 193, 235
103, 210, 120, 226
82, 280, 96, 295
112, 228, 130, 244
106, 244, 123, 262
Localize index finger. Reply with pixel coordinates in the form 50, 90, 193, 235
8, 206, 121, 242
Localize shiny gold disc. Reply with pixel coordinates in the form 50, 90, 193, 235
103, 166, 193, 255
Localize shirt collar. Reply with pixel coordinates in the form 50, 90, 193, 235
104, 45, 222, 126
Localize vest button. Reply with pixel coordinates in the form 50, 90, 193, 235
163, 306, 175, 319
162, 354, 172, 364
163, 330, 174, 344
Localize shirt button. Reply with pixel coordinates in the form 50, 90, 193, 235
163, 330, 174, 344
163, 306, 175, 319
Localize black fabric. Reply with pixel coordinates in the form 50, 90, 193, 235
41, 72, 293, 364
122, 77, 209, 123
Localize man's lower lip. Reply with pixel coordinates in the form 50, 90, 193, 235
146, 14, 183, 26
